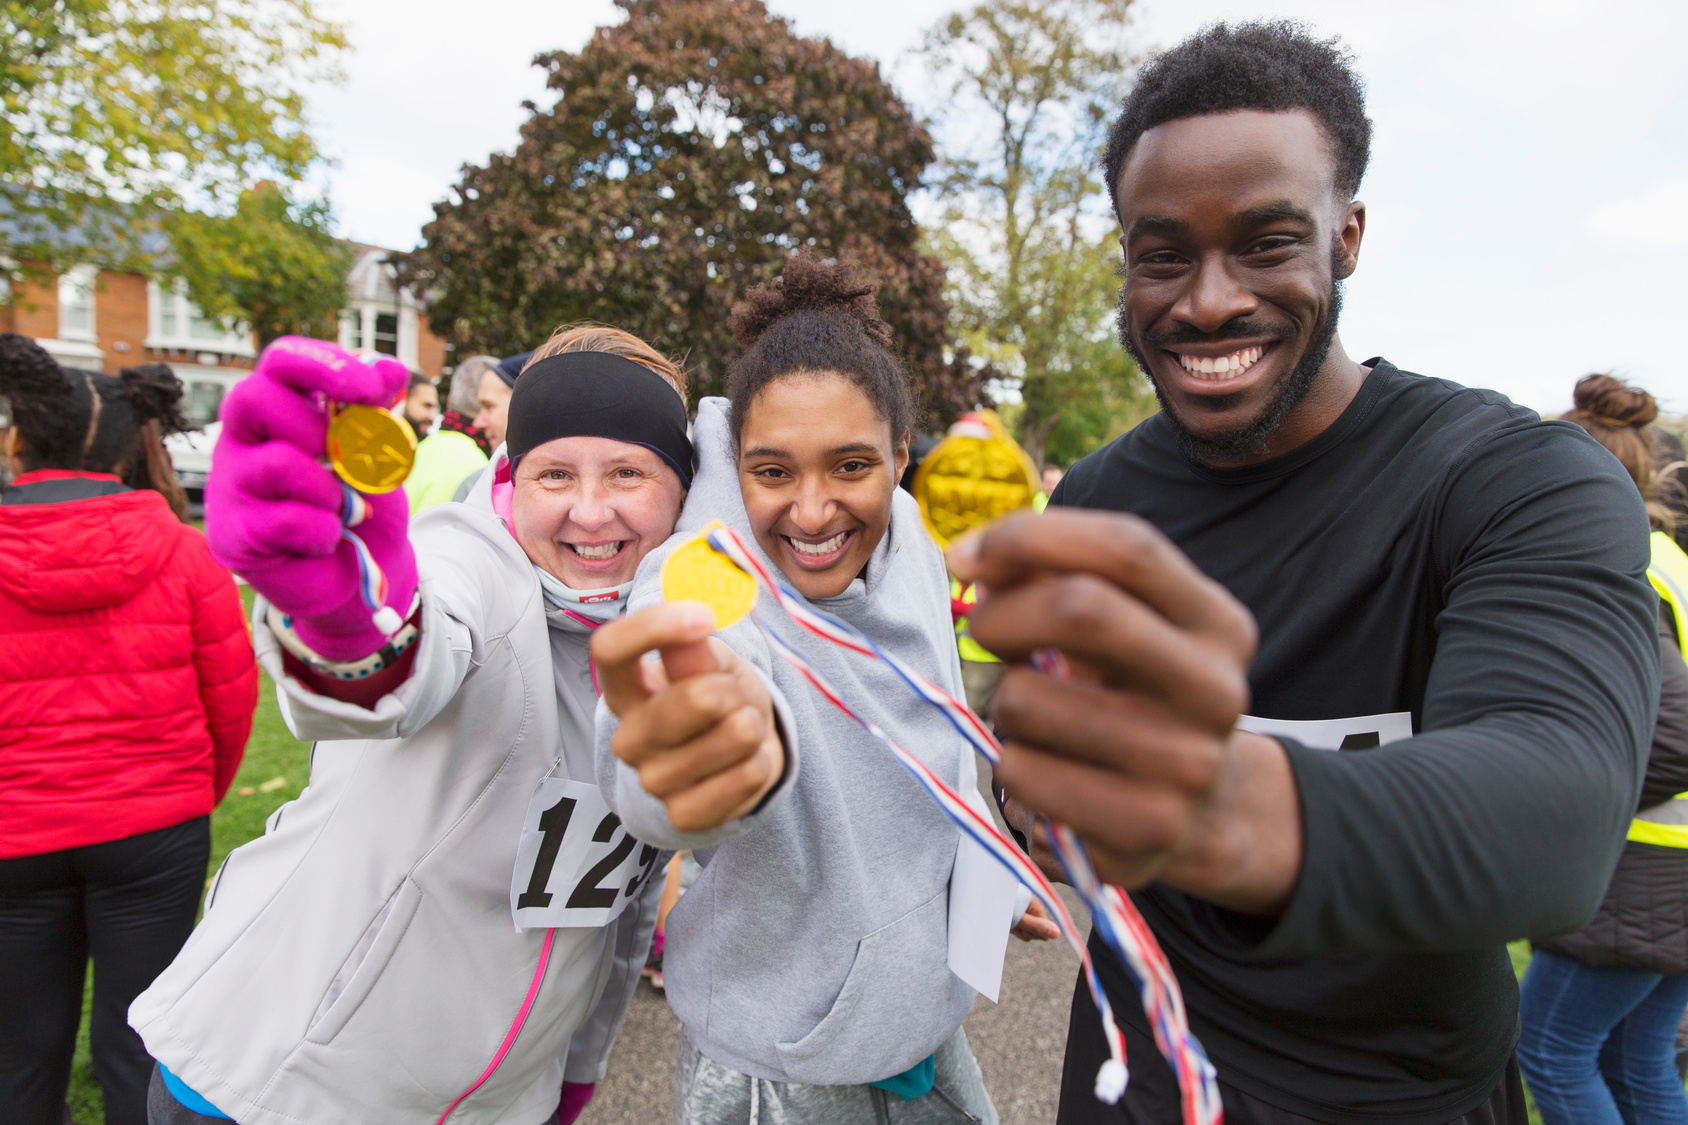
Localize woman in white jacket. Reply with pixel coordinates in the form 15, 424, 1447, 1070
133, 327, 693, 1125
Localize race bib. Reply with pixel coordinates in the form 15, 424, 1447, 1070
1236, 711, 1413, 751
510, 776, 663, 931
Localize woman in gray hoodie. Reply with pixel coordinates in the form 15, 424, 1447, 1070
596, 255, 1041, 1124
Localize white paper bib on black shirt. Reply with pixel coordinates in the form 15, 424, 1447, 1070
1236, 711, 1413, 752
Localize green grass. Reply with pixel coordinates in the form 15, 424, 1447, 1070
65, 588, 313, 1122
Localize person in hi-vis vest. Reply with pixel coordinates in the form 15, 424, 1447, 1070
1518, 374, 1688, 1124
950, 489, 1045, 718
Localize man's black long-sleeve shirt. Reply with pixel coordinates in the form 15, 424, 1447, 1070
1052, 361, 1658, 1123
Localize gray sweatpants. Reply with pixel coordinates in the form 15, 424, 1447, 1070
676, 1025, 998, 1125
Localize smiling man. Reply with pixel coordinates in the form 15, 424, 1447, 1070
953, 22, 1662, 1125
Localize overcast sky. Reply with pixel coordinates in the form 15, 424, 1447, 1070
304, 0, 1687, 415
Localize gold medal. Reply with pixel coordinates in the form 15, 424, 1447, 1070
661, 522, 757, 629
326, 403, 417, 495
910, 410, 1040, 546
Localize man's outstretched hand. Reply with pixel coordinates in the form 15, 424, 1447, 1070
950, 510, 1302, 917
594, 603, 785, 833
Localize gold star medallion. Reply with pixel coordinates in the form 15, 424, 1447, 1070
326, 404, 417, 495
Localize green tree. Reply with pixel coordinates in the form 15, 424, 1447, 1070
919, 0, 1154, 467
162, 181, 353, 349
0, 0, 345, 275
399, 0, 984, 422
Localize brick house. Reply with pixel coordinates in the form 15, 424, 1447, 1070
0, 245, 449, 430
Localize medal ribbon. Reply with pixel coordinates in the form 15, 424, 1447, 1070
340, 483, 401, 636
700, 525, 1222, 1124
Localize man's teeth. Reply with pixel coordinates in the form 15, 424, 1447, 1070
569, 542, 623, 560
1177, 345, 1265, 378
789, 531, 848, 556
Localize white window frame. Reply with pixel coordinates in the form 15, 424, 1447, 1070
341, 299, 420, 369
339, 248, 421, 369
58, 265, 97, 342
145, 279, 255, 357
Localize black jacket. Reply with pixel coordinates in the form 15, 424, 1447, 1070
1535, 607, 1688, 975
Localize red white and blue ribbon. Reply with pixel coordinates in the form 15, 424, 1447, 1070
700, 526, 1222, 1123
340, 482, 402, 636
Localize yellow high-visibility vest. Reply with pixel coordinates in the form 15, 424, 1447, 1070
1649, 530, 1688, 655
1627, 531, 1688, 848
951, 578, 999, 665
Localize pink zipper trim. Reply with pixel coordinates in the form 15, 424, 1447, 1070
433, 926, 557, 1124
556, 607, 604, 697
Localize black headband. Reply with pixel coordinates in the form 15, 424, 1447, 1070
505, 352, 693, 488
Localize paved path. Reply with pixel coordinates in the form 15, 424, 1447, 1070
581, 765, 1085, 1125
581, 886, 1085, 1125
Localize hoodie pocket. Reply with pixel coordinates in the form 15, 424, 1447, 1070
305, 878, 423, 1045
774, 888, 953, 1084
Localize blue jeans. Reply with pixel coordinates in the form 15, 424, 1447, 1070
1518, 949, 1688, 1125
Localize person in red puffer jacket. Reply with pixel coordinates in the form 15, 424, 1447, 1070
0, 333, 257, 1125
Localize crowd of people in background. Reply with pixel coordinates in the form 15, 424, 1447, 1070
3, 18, 1688, 1125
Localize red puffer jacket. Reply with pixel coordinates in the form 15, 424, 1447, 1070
0, 470, 258, 858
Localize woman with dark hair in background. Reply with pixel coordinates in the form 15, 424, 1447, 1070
1518, 374, 1688, 1125
0, 333, 258, 1125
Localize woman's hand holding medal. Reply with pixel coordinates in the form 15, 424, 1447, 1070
206, 337, 418, 662
594, 602, 786, 833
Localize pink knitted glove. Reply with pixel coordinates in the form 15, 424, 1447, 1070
557, 1082, 595, 1125
206, 337, 416, 662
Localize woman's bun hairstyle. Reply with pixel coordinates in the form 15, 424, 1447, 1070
1562, 372, 1671, 531
726, 252, 914, 444
119, 362, 189, 435
1572, 373, 1658, 429
730, 253, 893, 351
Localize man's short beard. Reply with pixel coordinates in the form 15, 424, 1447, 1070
1119, 260, 1344, 466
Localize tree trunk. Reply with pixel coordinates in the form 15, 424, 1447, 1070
1021, 409, 1061, 471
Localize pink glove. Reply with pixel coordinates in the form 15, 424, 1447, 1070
557, 1082, 595, 1124
206, 337, 416, 662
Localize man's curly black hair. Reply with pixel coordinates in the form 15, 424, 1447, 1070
1103, 21, 1372, 211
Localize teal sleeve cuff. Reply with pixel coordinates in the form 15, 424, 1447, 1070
158, 1064, 233, 1120
869, 1052, 936, 1101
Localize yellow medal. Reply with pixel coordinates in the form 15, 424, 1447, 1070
661, 522, 757, 629
910, 410, 1040, 546
326, 403, 417, 495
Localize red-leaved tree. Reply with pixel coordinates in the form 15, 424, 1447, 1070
399, 0, 984, 422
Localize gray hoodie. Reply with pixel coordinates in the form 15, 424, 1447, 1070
595, 398, 984, 1086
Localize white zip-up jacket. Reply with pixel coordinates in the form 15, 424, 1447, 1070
131, 462, 663, 1125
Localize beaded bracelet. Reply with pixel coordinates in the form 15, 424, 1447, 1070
266, 595, 421, 681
